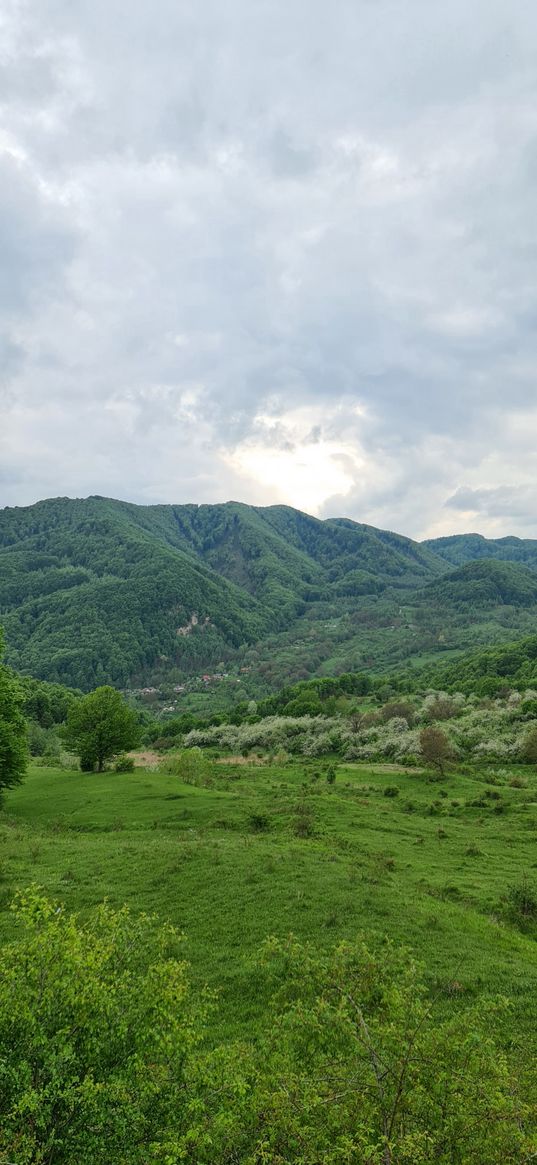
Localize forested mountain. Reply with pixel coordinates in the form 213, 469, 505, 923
426, 532, 537, 568
2, 495, 537, 692
0, 496, 446, 688
417, 559, 537, 610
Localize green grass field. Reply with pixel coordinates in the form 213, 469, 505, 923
3, 759, 537, 1045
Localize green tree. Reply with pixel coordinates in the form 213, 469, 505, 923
0, 889, 216, 1164
247, 935, 530, 1164
0, 628, 28, 793
64, 685, 140, 771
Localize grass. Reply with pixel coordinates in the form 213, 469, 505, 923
3, 759, 537, 1045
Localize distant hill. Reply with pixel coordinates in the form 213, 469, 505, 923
425, 532, 537, 568
418, 559, 537, 610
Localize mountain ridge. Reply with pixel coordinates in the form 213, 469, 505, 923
2, 495, 537, 692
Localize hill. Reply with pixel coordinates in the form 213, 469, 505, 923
426, 532, 537, 568
417, 559, 537, 610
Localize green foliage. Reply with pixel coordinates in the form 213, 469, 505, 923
414, 634, 537, 695
6, 497, 537, 703
503, 876, 537, 927
64, 686, 140, 771
0, 495, 448, 693
113, 753, 135, 772
249, 935, 529, 1164
421, 559, 537, 610
159, 746, 213, 784
521, 726, 537, 764
0, 628, 28, 792
0, 888, 210, 1164
426, 531, 537, 568
0, 888, 531, 1164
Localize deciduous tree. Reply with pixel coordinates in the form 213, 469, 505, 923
0, 628, 28, 793
64, 685, 140, 771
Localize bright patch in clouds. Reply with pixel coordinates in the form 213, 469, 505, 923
227, 440, 356, 514
224, 408, 360, 513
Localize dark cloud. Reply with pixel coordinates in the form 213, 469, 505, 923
1, 0, 537, 535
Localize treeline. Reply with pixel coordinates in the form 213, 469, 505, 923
412, 634, 537, 695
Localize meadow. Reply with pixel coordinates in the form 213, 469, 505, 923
3, 756, 537, 1048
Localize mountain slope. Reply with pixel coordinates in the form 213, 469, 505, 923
5, 495, 537, 696
0, 496, 447, 689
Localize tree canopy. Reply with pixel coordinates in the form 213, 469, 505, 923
0, 628, 27, 792
63, 685, 140, 770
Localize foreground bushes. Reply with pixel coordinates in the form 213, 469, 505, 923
0, 891, 533, 1164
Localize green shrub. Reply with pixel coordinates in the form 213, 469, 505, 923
159, 747, 212, 784
113, 753, 135, 772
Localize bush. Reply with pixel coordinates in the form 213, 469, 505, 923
0, 890, 210, 1164
159, 747, 213, 784
503, 876, 537, 925
0, 894, 530, 1164
293, 802, 315, 838
114, 753, 135, 772
384, 785, 400, 797
248, 812, 271, 833
251, 934, 529, 1164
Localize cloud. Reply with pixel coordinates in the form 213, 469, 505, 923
446, 485, 537, 528
1, 0, 537, 538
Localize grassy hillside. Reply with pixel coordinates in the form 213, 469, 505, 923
4, 759, 537, 1051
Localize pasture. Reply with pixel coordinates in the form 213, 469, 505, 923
2, 758, 537, 1045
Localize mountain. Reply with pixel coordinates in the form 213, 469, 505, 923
3, 495, 537, 695
425, 532, 537, 568
0, 496, 445, 689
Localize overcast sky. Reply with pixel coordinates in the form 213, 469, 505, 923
1, 0, 537, 539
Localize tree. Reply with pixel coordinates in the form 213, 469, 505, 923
419, 725, 452, 776
64, 685, 140, 771
0, 628, 28, 793
0, 889, 213, 1164
521, 725, 537, 764
247, 935, 530, 1164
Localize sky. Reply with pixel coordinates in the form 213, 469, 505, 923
1, 0, 537, 540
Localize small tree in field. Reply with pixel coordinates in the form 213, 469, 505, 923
0, 628, 28, 794
521, 726, 537, 764
64, 686, 140, 771
419, 725, 452, 776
